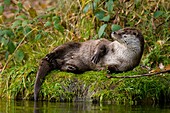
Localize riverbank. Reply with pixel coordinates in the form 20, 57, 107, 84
0, 62, 170, 105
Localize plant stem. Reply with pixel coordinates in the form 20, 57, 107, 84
0, 27, 38, 75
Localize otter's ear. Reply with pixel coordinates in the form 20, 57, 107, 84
111, 32, 116, 38
132, 30, 138, 36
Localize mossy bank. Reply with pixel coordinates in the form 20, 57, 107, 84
0, 62, 170, 105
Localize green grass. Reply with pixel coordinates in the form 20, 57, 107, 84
1, 62, 170, 105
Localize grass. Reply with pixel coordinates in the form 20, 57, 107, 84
1, 62, 170, 105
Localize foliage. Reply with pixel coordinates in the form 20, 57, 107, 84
0, 2, 66, 70
0, 0, 169, 104
0, 0, 169, 70
1, 64, 170, 105
0, 63, 36, 99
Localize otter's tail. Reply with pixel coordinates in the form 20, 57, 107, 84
34, 42, 81, 101
34, 58, 52, 101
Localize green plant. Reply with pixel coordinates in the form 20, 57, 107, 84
0, 2, 66, 72
83, 0, 122, 39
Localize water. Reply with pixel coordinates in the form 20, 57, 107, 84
0, 99, 170, 113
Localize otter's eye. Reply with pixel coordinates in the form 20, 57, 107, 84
123, 35, 127, 38
133, 32, 137, 35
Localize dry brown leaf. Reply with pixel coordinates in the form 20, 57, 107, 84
150, 64, 170, 73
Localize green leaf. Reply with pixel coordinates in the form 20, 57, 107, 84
17, 2, 23, 9
22, 20, 29, 27
4, 0, 11, 5
94, 0, 100, 3
153, 11, 164, 18
7, 41, 15, 54
0, 5, 4, 15
14, 49, 24, 62
0, 30, 2, 36
5, 51, 9, 60
43, 32, 48, 36
16, 14, 27, 20
35, 34, 42, 40
47, 7, 56, 12
134, 0, 141, 8
92, 2, 97, 10
53, 16, 61, 24
106, 0, 114, 12
44, 21, 52, 27
0, 37, 8, 46
98, 24, 107, 38
0, 31, 2, 37
101, 15, 110, 22
111, 24, 122, 32
11, 20, 22, 28
24, 27, 32, 35
54, 23, 64, 33
3, 29, 14, 38
16, 26, 24, 34
95, 11, 105, 20
83, 3, 91, 13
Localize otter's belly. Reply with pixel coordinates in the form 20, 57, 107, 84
102, 52, 121, 66
101, 48, 137, 71
102, 42, 128, 65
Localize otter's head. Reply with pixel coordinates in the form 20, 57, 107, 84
111, 27, 144, 52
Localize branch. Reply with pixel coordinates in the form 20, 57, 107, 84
106, 69, 170, 79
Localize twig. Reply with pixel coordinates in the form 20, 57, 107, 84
0, 27, 37, 74
106, 69, 170, 78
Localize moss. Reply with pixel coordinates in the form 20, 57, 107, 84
1, 62, 170, 105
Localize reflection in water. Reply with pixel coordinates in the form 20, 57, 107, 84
33, 101, 107, 113
0, 99, 170, 113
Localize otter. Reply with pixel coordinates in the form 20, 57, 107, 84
34, 27, 144, 100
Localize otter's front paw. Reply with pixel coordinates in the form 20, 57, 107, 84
62, 64, 78, 72
91, 54, 100, 64
45, 53, 56, 62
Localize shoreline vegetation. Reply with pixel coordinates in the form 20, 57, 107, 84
1, 64, 170, 105
0, 0, 169, 105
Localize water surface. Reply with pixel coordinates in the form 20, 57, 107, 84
0, 99, 170, 113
